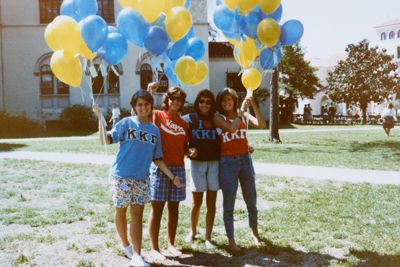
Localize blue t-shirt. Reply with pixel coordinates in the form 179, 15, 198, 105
108, 116, 162, 180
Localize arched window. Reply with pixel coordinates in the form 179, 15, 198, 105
36, 54, 70, 109
389, 31, 395, 39
397, 30, 400, 38
381, 32, 387, 40
140, 64, 153, 90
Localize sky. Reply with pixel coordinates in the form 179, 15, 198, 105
208, 0, 400, 65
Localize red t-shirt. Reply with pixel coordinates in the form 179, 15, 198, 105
219, 116, 249, 156
153, 110, 188, 166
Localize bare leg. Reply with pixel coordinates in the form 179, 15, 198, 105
129, 205, 145, 256
115, 208, 129, 247
148, 201, 165, 252
167, 201, 181, 256
205, 190, 217, 242
190, 192, 204, 240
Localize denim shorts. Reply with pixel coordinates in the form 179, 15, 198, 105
110, 176, 150, 208
150, 164, 186, 202
190, 160, 219, 192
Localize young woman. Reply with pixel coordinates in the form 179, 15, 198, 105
93, 90, 182, 267
216, 88, 266, 255
382, 102, 397, 136
183, 89, 246, 248
147, 86, 188, 260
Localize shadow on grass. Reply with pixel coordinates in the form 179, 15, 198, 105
171, 238, 335, 267
348, 248, 400, 266
0, 143, 26, 151
350, 140, 400, 155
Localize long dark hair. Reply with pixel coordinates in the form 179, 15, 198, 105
162, 87, 187, 112
216, 88, 238, 115
194, 89, 217, 115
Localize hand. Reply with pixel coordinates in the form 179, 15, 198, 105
240, 97, 251, 112
187, 148, 198, 158
249, 144, 255, 154
173, 176, 185, 188
147, 82, 159, 94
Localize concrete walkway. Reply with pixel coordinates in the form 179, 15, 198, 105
1, 151, 399, 185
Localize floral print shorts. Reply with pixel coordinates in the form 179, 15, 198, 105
110, 176, 150, 208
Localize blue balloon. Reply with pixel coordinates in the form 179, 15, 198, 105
152, 13, 166, 29
216, 0, 222, 5
260, 47, 282, 70
108, 26, 119, 34
265, 4, 283, 22
74, 0, 98, 19
186, 27, 195, 39
117, 9, 149, 47
161, 53, 180, 85
60, 0, 81, 21
80, 15, 108, 52
185, 37, 205, 61
241, 11, 262, 39
145, 27, 170, 56
213, 5, 235, 34
167, 37, 189, 60
98, 32, 128, 65
184, 0, 191, 8
280, 20, 304, 46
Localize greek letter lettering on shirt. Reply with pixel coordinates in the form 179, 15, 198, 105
221, 128, 247, 143
127, 128, 157, 144
160, 119, 186, 135
191, 120, 217, 140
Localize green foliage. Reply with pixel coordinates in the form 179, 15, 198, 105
327, 39, 400, 123
279, 44, 321, 98
0, 112, 39, 134
60, 105, 97, 131
76, 260, 95, 267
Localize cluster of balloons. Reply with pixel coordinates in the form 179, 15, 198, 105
213, 0, 304, 91
44, 0, 208, 88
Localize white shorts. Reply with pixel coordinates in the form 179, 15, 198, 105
190, 160, 219, 192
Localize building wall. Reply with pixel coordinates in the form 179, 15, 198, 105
0, 0, 4, 111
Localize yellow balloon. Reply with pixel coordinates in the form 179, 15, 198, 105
50, 50, 83, 87
241, 68, 262, 91
118, 0, 139, 9
79, 38, 96, 60
164, 0, 184, 14
238, 38, 257, 63
224, 0, 238, 10
44, 22, 60, 51
257, 18, 281, 47
238, 0, 259, 12
175, 56, 197, 84
46, 16, 81, 55
234, 47, 252, 68
187, 61, 208, 86
138, 0, 165, 22
166, 7, 192, 42
259, 0, 281, 14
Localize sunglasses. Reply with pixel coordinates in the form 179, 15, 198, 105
199, 99, 212, 105
169, 95, 184, 102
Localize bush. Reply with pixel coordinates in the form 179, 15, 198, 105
0, 112, 39, 134
60, 105, 97, 131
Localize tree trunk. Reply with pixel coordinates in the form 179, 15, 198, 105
269, 70, 281, 142
361, 106, 367, 125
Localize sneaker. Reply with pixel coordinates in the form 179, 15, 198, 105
184, 232, 195, 243
129, 255, 150, 267
167, 245, 182, 257
205, 240, 215, 250
123, 245, 133, 259
149, 249, 166, 261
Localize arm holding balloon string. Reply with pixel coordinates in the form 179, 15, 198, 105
213, 98, 250, 133
243, 95, 267, 129
93, 103, 112, 145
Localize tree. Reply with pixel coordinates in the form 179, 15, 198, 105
327, 39, 400, 124
278, 44, 321, 124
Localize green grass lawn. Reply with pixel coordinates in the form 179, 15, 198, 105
1, 127, 399, 171
1, 159, 399, 266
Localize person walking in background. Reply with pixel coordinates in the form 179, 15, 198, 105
183, 89, 246, 249
93, 91, 182, 267
382, 102, 397, 136
109, 103, 121, 128
216, 88, 266, 255
322, 105, 328, 124
303, 104, 309, 124
328, 104, 336, 124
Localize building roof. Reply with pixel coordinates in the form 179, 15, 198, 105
209, 42, 234, 58
374, 19, 400, 29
